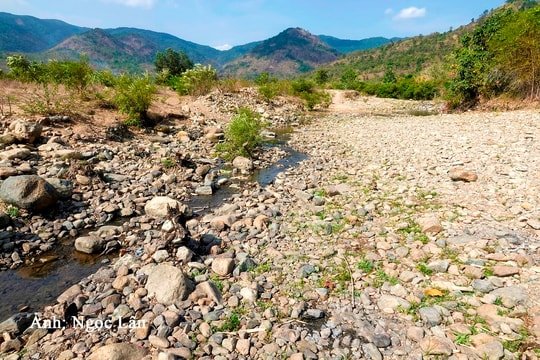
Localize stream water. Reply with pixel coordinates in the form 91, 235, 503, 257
0, 128, 308, 322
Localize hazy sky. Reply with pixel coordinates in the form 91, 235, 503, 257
2, 0, 506, 50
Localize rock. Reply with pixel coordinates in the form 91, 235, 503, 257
45, 178, 74, 200
240, 287, 258, 302
0, 313, 35, 335
236, 338, 251, 356
0, 212, 11, 228
57, 284, 82, 303
472, 279, 495, 293
418, 215, 443, 234
419, 336, 456, 356
377, 295, 412, 312
176, 246, 194, 264
491, 265, 519, 277
427, 260, 450, 273
0, 175, 59, 211
0, 148, 31, 160
144, 196, 182, 218
418, 307, 443, 326
210, 215, 235, 231
362, 343, 383, 360
474, 341, 504, 360
489, 286, 528, 308
212, 257, 235, 276
54, 149, 83, 159
0, 133, 16, 145
232, 156, 253, 172
527, 218, 540, 230
145, 264, 193, 305
0, 166, 18, 178
87, 343, 148, 360
195, 185, 213, 195
9, 120, 42, 143
75, 235, 105, 254
449, 168, 478, 182
191, 281, 223, 304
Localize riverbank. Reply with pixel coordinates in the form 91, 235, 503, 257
1, 91, 540, 359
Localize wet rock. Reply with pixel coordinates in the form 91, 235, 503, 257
87, 343, 148, 360
75, 235, 105, 254
0, 175, 59, 211
145, 264, 193, 305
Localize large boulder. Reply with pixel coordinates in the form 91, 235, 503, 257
0, 175, 59, 211
145, 264, 193, 305
44, 178, 73, 200
144, 196, 182, 218
8, 120, 43, 143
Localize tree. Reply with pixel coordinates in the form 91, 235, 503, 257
154, 48, 193, 79
490, 5, 540, 98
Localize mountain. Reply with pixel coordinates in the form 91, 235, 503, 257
0, 12, 88, 53
222, 27, 341, 78
317, 35, 402, 53
0, 12, 398, 77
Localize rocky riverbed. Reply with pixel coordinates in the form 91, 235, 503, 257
1, 90, 540, 359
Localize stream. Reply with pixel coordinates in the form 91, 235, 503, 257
0, 128, 307, 322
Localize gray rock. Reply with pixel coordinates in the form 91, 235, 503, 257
474, 340, 504, 360
472, 279, 495, 293
427, 260, 450, 273
44, 178, 73, 200
0, 212, 11, 228
362, 343, 383, 360
489, 286, 528, 308
0, 313, 35, 335
0, 175, 59, 211
418, 306, 443, 326
145, 264, 193, 305
87, 343, 148, 360
75, 235, 105, 254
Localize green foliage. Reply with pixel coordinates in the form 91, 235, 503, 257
216, 108, 265, 159
291, 78, 330, 110
255, 72, 283, 102
173, 64, 217, 96
449, 3, 540, 106
314, 69, 329, 85
6, 205, 20, 218
113, 73, 157, 126
154, 48, 194, 82
6, 54, 45, 83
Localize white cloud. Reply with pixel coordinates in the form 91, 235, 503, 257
104, 0, 158, 9
384, 8, 393, 15
394, 7, 427, 20
214, 44, 233, 51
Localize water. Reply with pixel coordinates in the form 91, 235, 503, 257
0, 242, 111, 321
0, 127, 308, 322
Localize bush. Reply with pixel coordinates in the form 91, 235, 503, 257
154, 48, 193, 82
216, 108, 265, 159
113, 73, 156, 126
173, 64, 217, 96
291, 79, 331, 110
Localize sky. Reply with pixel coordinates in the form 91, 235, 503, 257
2, 0, 507, 50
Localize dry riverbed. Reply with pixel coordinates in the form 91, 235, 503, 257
1, 90, 540, 359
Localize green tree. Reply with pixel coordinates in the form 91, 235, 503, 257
154, 48, 193, 80
113, 73, 157, 126
490, 5, 540, 98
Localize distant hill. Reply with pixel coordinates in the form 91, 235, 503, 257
222, 27, 341, 78
0, 12, 87, 53
318, 35, 402, 53
0, 12, 399, 77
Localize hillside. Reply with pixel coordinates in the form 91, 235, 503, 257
0, 12, 87, 53
222, 27, 341, 78
318, 35, 401, 54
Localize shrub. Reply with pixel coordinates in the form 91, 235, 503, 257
173, 64, 217, 96
216, 108, 265, 159
113, 73, 156, 126
154, 48, 193, 82
291, 79, 331, 110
